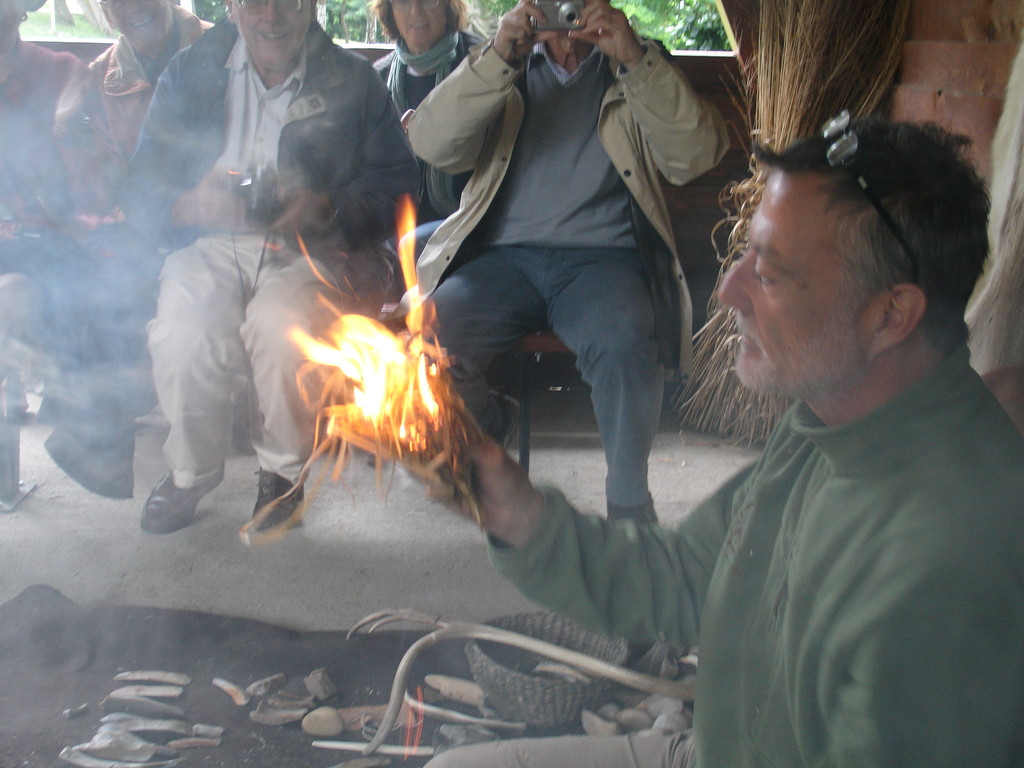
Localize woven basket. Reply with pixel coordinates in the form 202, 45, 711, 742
464, 612, 628, 727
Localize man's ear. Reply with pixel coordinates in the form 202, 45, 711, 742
225, 0, 237, 22
865, 283, 927, 357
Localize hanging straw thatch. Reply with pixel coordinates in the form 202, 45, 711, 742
677, 0, 911, 445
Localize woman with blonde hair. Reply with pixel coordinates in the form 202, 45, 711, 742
371, 0, 479, 230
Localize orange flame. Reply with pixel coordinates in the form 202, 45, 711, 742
289, 194, 449, 460
403, 685, 425, 757
243, 196, 483, 544
397, 195, 433, 340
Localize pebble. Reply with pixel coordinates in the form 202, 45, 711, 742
642, 694, 685, 718
581, 709, 621, 736
652, 711, 691, 733
424, 674, 486, 707
615, 707, 655, 732
302, 706, 345, 737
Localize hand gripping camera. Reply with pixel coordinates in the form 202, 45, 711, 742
236, 165, 282, 226
532, 0, 584, 30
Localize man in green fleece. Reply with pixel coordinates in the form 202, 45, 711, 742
424, 116, 1024, 768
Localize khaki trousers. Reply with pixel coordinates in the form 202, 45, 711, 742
424, 732, 695, 768
148, 233, 334, 489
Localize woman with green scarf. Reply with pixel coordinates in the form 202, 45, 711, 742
371, 0, 479, 235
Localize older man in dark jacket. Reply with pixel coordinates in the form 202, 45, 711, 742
124, 2, 418, 534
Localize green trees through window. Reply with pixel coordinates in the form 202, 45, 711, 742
191, 0, 729, 51
29, 0, 729, 53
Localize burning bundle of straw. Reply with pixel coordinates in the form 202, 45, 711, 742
289, 307, 486, 524
239, 199, 485, 545
677, 0, 911, 444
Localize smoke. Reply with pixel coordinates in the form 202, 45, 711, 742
1, 35, 161, 497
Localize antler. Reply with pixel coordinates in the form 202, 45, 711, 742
346, 609, 449, 639
349, 611, 695, 755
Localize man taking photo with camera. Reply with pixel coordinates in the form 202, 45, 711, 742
407, 0, 728, 524
123, 0, 418, 534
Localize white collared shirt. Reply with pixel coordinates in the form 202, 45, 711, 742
532, 41, 603, 87
216, 37, 307, 175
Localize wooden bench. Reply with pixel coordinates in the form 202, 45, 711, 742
510, 331, 575, 473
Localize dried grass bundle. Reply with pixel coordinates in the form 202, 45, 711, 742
240, 307, 486, 546
677, 0, 911, 444
308, 314, 486, 502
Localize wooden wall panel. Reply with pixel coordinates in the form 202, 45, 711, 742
899, 40, 1015, 99
897, 0, 1020, 182
892, 86, 1004, 177
909, 0, 1023, 42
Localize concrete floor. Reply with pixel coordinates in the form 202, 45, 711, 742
1, 371, 760, 632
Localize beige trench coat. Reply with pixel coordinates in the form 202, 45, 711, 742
407, 40, 728, 374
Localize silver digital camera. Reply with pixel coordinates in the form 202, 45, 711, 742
532, 0, 584, 30
235, 165, 281, 225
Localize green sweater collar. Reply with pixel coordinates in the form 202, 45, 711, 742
789, 346, 976, 478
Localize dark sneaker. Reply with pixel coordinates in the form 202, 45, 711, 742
607, 494, 658, 524
142, 473, 221, 534
252, 471, 304, 532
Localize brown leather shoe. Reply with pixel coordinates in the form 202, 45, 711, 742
141, 473, 220, 534
252, 471, 304, 531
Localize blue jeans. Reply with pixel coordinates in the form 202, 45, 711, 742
431, 246, 662, 508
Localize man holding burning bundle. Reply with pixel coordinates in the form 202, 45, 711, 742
427, 118, 1024, 767
123, 0, 418, 533
406, 0, 729, 523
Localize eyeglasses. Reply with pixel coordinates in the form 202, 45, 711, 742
390, 0, 442, 10
822, 109, 921, 284
236, 0, 306, 14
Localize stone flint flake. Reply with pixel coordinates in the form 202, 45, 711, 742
303, 668, 338, 701
211, 677, 250, 706
113, 671, 193, 686
245, 673, 287, 698
249, 700, 309, 726
75, 731, 178, 762
100, 695, 186, 719
108, 685, 185, 700
98, 714, 191, 738
267, 691, 316, 710
167, 737, 222, 748
63, 703, 89, 720
191, 723, 225, 738
58, 746, 183, 768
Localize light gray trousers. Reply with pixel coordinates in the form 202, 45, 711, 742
424, 732, 695, 768
148, 233, 334, 488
